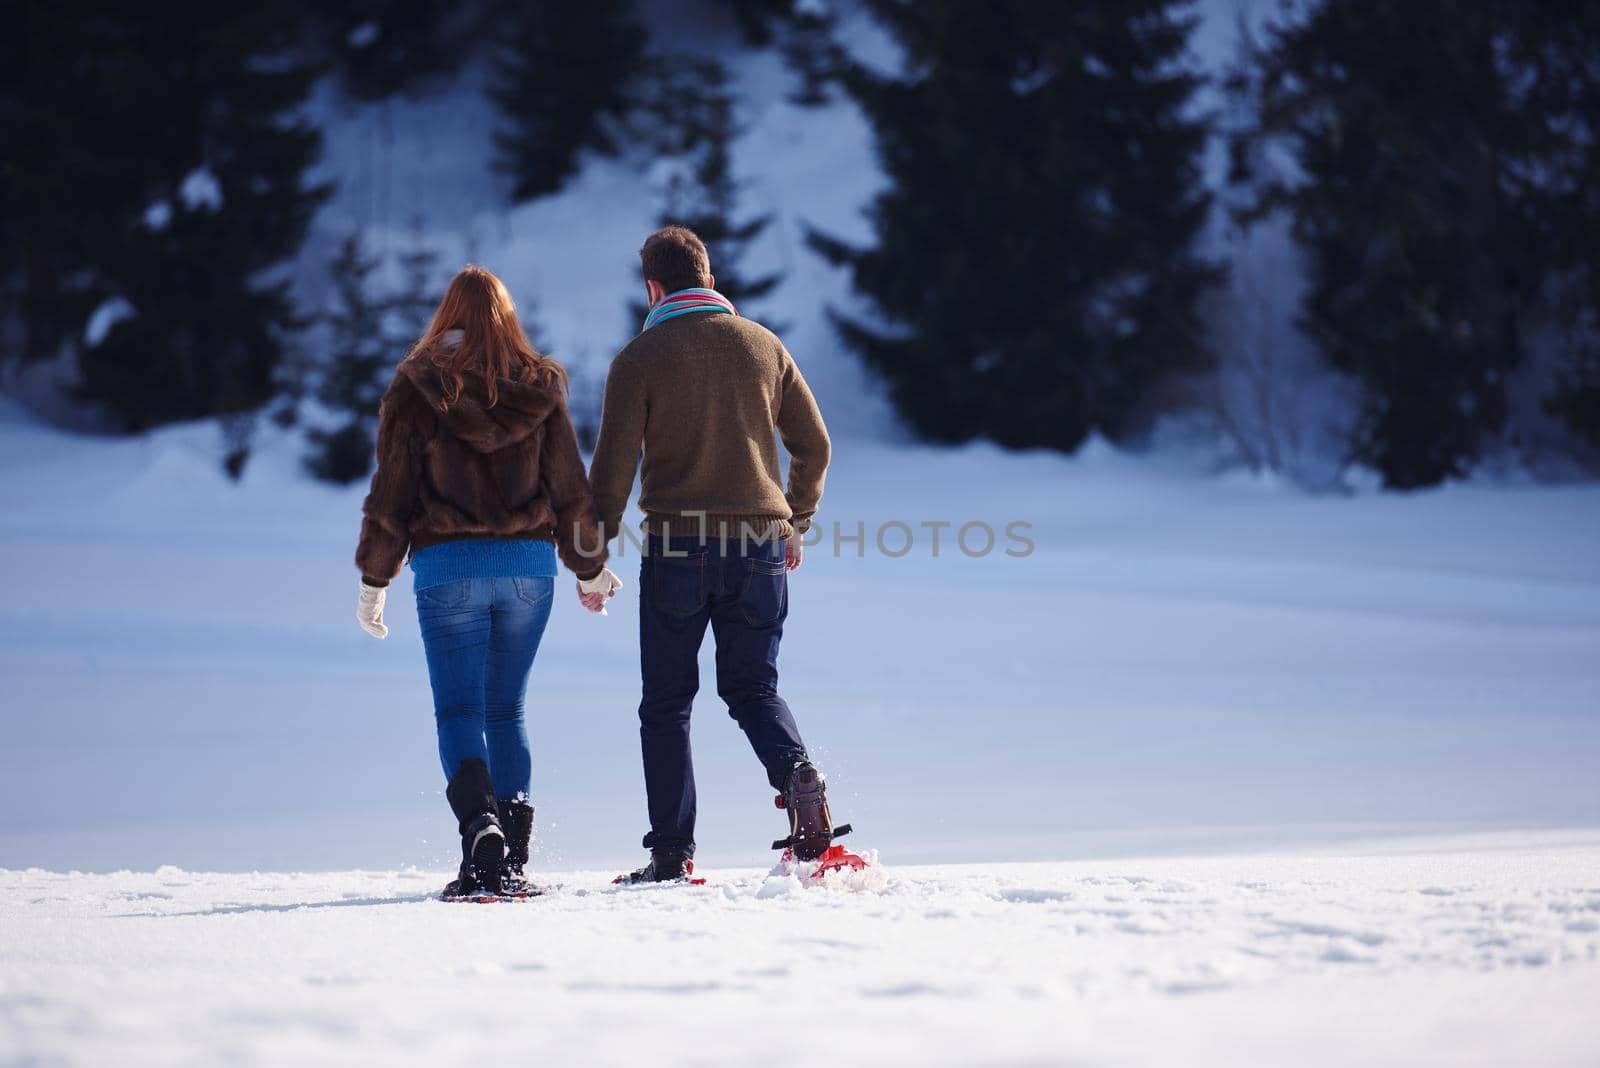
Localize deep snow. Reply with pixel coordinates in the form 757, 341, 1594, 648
3, 832, 1597, 1066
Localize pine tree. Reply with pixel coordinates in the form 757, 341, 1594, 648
304, 223, 442, 484
5, 3, 327, 451
779, 5, 844, 108
1544, 268, 1600, 453
319, 0, 481, 100
630, 59, 781, 328
307, 233, 389, 484
1526, 7, 1600, 458
1547, 343, 1600, 452
1228, 2, 1600, 487
490, 1, 648, 202
5, 5, 158, 371
388, 220, 443, 339
711, 0, 842, 105
713, 0, 792, 46
564, 347, 606, 452
810, 1, 1219, 451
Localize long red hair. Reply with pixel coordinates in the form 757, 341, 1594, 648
409, 265, 566, 411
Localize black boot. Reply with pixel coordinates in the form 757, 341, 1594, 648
617, 850, 692, 884
442, 759, 504, 898
499, 799, 535, 894
774, 760, 848, 861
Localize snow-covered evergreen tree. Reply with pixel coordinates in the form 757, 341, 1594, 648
319, 0, 484, 100
388, 222, 443, 340
5, 4, 327, 457
491, 1, 647, 202
713, 0, 842, 106
305, 224, 443, 485
1229, 1, 1600, 486
630, 59, 781, 327
307, 233, 388, 485
811, 1, 1218, 452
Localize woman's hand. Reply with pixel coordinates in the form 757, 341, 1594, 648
357, 581, 389, 638
577, 567, 625, 616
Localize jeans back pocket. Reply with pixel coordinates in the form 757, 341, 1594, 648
511, 575, 554, 609
648, 553, 707, 618
417, 578, 473, 609
739, 556, 788, 626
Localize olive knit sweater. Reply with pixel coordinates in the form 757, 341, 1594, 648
588, 311, 831, 542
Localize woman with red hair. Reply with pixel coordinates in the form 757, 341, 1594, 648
354, 265, 621, 899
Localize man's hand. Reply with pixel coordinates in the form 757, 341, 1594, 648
785, 537, 803, 572
577, 567, 624, 615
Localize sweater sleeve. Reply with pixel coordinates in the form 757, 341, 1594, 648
588, 354, 647, 541
774, 344, 832, 533
540, 396, 608, 579
355, 378, 423, 587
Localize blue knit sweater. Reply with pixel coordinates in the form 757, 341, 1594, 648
408, 538, 557, 590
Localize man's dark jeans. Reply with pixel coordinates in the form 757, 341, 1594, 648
637, 533, 808, 857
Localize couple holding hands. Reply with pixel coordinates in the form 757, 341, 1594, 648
353, 226, 841, 897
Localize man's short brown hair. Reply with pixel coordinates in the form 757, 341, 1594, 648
639, 226, 711, 292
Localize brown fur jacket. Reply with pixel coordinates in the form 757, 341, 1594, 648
355, 352, 607, 586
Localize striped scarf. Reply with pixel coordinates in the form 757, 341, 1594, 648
641, 287, 737, 333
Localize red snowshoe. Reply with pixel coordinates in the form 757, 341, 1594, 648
772, 762, 872, 881
776, 842, 871, 881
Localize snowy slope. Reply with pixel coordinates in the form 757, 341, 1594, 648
3, 831, 1597, 1066
288, 0, 1333, 463
296, 7, 898, 439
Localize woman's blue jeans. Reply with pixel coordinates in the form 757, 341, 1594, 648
414, 576, 553, 803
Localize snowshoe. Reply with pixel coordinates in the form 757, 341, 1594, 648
770, 762, 873, 881
440, 870, 494, 903
614, 851, 707, 886
777, 844, 876, 882
440, 882, 546, 903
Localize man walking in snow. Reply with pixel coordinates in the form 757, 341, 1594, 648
584, 225, 839, 882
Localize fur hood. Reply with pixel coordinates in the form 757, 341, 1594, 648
356, 329, 606, 585
396, 338, 562, 455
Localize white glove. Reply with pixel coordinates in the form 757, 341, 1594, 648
357, 581, 388, 639
578, 567, 624, 615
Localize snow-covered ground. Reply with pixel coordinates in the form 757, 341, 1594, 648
2, 393, 1597, 874
4, 307, 1597, 1067
3, 831, 1597, 1066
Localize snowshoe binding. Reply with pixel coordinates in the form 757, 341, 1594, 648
772, 761, 850, 860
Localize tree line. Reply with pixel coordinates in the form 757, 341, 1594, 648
2, 1, 1597, 489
